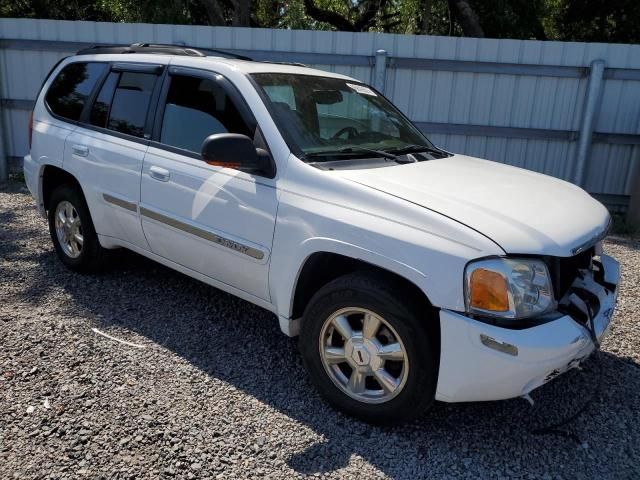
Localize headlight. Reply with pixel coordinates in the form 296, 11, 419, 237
464, 258, 556, 319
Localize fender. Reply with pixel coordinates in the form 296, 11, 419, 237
272, 236, 433, 337
290, 236, 427, 312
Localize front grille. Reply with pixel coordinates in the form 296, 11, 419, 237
545, 248, 594, 300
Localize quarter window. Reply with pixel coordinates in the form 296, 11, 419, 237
107, 72, 157, 138
89, 72, 119, 128
45, 62, 107, 121
160, 74, 252, 153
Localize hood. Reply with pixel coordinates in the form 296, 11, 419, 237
335, 155, 610, 257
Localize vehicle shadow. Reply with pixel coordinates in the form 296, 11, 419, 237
5, 240, 640, 478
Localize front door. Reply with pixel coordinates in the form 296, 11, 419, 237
139, 68, 278, 301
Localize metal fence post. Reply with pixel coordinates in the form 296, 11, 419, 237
373, 49, 387, 94
573, 59, 606, 187
0, 54, 8, 183
0, 116, 7, 183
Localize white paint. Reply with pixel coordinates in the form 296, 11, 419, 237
335, 154, 611, 257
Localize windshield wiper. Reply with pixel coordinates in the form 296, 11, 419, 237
305, 146, 399, 161
386, 144, 447, 157
304, 146, 423, 164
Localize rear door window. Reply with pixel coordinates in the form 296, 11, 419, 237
106, 72, 157, 138
45, 62, 107, 121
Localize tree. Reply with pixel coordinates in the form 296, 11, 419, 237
553, 0, 640, 43
200, 0, 226, 25
301, 0, 393, 32
198, 0, 252, 26
1, 0, 639, 43
298, 0, 479, 35
447, 0, 483, 37
469, 0, 548, 40
421, 0, 432, 34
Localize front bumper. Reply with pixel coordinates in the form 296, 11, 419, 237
435, 254, 620, 403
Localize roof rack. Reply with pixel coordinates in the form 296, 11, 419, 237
76, 42, 253, 61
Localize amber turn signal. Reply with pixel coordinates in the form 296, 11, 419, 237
204, 159, 241, 169
469, 268, 509, 312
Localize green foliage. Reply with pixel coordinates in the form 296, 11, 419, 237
0, 0, 204, 23
552, 0, 640, 43
8, 171, 26, 185
1, 0, 639, 43
611, 212, 639, 236
471, 0, 549, 40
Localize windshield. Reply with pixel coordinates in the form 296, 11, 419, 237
251, 73, 437, 160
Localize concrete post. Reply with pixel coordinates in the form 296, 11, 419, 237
373, 49, 387, 94
573, 59, 606, 187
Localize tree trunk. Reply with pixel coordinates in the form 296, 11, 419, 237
200, 0, 226, 25
448, 0, 484, 37
422, 0, 432, 34
302, 0, 356, 31
231, 0, 252, 26
303, 0, 390, 32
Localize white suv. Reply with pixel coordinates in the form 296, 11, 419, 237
24, 44, 620, 424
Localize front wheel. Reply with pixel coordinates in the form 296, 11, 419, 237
299, 272, 437, 425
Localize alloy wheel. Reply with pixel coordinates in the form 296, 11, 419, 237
319, 307, 409, 404
54, 200, 84, 258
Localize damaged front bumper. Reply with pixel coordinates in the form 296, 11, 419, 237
435, 254, 620, 403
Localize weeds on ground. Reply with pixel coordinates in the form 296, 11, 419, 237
610, 212, 639, 236
9, 171, 25, 184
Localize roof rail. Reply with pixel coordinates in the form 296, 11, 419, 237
76, 43, 253, 61
260, 61, 308, 68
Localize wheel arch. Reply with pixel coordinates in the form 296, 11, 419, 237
289, 250, 440, 359
40, 164, 85, 212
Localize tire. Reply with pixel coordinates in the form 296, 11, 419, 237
299, 271, 437, 425
48, 184, 106, 273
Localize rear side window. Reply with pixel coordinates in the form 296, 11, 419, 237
159, 74, 252, 153
107, 72, 157, 138
45, 62, 107, 121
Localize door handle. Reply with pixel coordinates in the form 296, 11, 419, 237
72, 145, 89, 157
149, 166, 170, 182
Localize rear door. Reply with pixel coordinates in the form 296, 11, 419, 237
63, 62, 164, 249
36, 61, 108, 172
139, 66, 278, 301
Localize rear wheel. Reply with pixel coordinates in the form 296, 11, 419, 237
300, 272, 437, 424
48, 184, 106, 273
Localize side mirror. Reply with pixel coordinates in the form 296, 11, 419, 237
201, 133, 275, 177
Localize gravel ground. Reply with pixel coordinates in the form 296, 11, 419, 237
1, 179, 639, 480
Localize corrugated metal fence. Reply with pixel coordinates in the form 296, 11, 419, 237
1, 18, 639, 210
